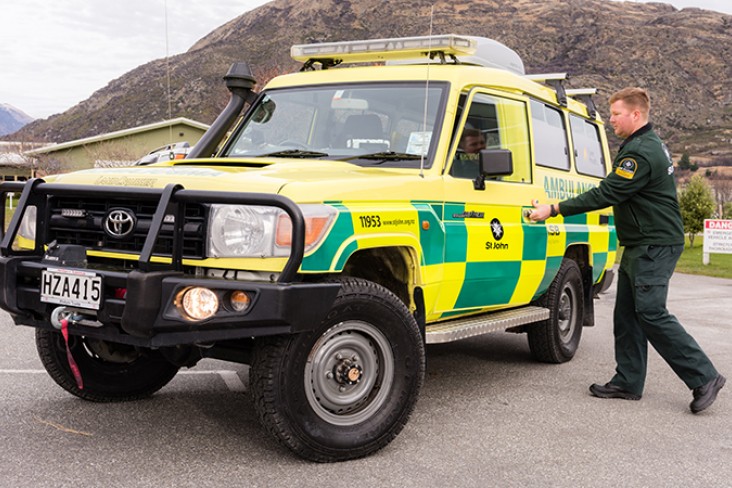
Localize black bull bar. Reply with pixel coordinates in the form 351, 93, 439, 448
0, 179, 340, 347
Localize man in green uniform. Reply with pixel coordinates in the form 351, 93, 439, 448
529, 87, 725, 413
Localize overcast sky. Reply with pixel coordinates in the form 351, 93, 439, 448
1, 0, 730, 120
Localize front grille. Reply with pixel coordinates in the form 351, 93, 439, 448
47, 196, 207, 258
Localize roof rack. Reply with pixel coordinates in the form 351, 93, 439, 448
525, 73, 568, 107
566, 88, 599, 118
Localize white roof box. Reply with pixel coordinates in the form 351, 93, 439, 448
385, 35, 525, 75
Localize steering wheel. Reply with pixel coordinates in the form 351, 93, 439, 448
278, 140, 308, 150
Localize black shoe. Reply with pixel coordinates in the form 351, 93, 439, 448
589, 382, 642, 401
690, 375, 726, 414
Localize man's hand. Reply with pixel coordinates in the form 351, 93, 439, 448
529, 200, 553, 222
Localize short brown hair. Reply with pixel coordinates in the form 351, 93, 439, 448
609, 87, 650, 115
460, 128, 482, 140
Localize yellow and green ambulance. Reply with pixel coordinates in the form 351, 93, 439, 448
0, 35, 616, 462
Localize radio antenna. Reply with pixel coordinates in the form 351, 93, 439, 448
165, 0, 173, 143
419, 5, 435, 178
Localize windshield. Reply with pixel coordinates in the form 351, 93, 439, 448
222, 82, 448, 168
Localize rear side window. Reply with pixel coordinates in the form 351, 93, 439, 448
570, 115, 606, 177
530, 99, 569, 170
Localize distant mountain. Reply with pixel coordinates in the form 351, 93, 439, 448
8, 0, 732, 157
0, 103, 34, 137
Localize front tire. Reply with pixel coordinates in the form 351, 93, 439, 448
528, 259, 584, 363
250, 278, 425, 462
36, 329, 180, 402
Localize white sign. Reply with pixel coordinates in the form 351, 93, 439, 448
406, 131, 432, 156
702, 219, 732, 265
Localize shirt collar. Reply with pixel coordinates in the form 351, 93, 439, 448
619, 123, 653, 150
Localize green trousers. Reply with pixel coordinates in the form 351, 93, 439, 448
611, 245, 718, 395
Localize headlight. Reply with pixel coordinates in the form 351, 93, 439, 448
208, 205, 280, 258
206, 204, 336, 258
17, 205, 37, 241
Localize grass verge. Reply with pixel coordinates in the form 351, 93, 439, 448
675, 236, 732, 279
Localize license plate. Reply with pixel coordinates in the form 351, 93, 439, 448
41, 268, 102, 310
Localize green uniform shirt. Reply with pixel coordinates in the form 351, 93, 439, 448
559, 124, 684, 247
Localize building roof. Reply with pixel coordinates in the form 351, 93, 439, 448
0, 152, 31, 166
0, 142, 48, 167
25, 117, 210, 155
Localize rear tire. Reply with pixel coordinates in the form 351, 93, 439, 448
528, 259, 584, 363
36, 329, 180, 402
250, 277, 425, 462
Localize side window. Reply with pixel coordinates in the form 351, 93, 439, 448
570, 115, 607, 177
530, 99, 570, 170
451, 92, 531, 183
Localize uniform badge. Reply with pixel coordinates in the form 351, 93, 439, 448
615, 158, 637, 179
662, 143, 675, 175
661, 143, 673, 165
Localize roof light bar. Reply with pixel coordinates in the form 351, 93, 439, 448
291, 34, 477, 64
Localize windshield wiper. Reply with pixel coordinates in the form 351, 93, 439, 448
344, 151, 423, 163
257, 149, 330, 158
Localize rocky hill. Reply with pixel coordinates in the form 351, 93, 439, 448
9, 0, 732, 157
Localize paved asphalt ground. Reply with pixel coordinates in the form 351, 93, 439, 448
0, 272, 730, 488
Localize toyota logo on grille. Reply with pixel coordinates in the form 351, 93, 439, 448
103, 209, 137, 239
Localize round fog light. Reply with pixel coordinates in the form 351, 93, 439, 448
179, 287, 219, 321
229, 290, 251, 312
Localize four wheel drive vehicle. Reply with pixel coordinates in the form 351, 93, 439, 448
135, 141, 191, 165
0, 34, 616, 462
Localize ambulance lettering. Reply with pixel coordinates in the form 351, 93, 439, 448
358, 215, 382, 228
544, 176, 574, 200
485, 241, 510, 250
577, 181, 597, 193
381, 218, 416, 227
544, 176, 597, 199
452, 211, 485, 219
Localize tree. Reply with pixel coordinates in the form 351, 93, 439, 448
723, 202, 732, 220
678, 174, 715, 247
84, 141, 140, 168
678, 152, 691, 170
710, 177, 732, 217
32, 154, 66, 176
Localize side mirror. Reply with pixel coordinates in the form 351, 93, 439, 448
474, 149, 513, 190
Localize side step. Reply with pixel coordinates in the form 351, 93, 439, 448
425, 306, 549, 344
